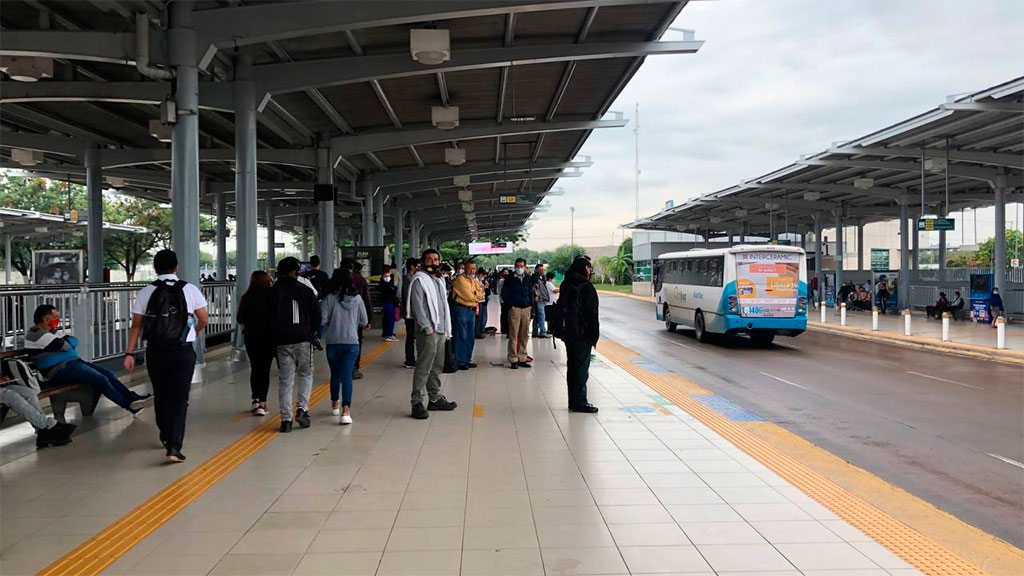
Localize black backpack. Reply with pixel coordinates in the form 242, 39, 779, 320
269, 279, 314, 344
143, 280, 190, 347
549, 282, 583, 341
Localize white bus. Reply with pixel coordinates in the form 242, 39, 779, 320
653, 245, 808, 345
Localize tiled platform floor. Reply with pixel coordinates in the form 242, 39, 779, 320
1, 333, 925, 575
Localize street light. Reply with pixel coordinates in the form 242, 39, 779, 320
570, 206, 575, 249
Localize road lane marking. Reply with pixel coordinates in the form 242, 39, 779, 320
906, 371, 984, 390
987, 453, 1024, 470
759, 371, 809, 390
656, 335, 695, 351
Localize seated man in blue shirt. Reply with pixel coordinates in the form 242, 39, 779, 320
25, 305, 151, 415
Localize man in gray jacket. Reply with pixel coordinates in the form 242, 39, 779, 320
407, 249, 457, 419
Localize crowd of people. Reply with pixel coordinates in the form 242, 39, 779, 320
1, 248, 604, 459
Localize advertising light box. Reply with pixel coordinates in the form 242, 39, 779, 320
469, 242, 514, 255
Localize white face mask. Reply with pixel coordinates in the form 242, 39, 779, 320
515, 267, 525, 276
383, 275, 392, 281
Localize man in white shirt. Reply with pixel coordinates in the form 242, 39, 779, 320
125, 250, 209, 463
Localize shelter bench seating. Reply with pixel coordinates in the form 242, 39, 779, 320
0, 349, 101, 425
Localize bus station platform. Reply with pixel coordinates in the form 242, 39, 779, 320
4, 326, 1007, 576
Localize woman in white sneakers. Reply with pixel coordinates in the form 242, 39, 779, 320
321, 269, 369, 424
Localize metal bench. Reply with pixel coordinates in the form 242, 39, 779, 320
0, 349, 102, 424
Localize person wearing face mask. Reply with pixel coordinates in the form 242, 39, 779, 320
26, 305, 152, 415
501, 258, 535, 369
379, 264, 399, 342
559, 256, 600, 413
407, 249, 457, 419
989, 287, 1004, 327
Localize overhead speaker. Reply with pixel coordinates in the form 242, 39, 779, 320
313, 184, 336, 202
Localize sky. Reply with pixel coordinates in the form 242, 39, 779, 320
523, 0, 1024, 251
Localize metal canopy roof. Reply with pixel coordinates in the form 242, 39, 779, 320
0, 0, 700, 241
628, 76, 1024, 238
0, 207, 147, 239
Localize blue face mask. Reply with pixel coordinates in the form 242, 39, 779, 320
515, 267, 525, 276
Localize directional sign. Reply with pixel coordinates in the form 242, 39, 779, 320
498, 195, 535, 204
917, 218, 955, 231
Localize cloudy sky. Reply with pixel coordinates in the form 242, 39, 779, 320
524, 0, 1024, 251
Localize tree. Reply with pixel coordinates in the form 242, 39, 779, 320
604, 237, 635, 284
0, 175, 88, 279
440, 240, 470, 264
102, 197, 215, 281
976, 229, 1024, 267
547, 244, 585, 274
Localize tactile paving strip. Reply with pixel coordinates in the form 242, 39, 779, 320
36, 341, 395, 576
598, 338, 989, 576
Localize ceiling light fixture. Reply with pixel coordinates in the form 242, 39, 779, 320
445, 147, 466, 166
432, 106, 460, 130
410, 29, 451, 65
11, 148, 43, 166
0, 56, 53, 82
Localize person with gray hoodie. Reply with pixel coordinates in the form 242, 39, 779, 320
321, 269, 369, 425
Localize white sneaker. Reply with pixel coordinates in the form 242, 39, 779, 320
384, 336, 399, 342
255, 405, 267, 416
331, 402, 341, 416
340, 413, 353, 425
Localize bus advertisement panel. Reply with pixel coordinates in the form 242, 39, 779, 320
735, 251, 800, 318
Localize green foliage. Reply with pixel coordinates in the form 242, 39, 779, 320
976, 229, 1024, 266
0, 176, 88, 279
103, 197, 174, 281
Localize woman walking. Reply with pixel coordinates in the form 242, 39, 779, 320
237, 270, 274, 416
322, 269, 369, 424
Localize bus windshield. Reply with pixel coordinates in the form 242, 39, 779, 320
734, 251, 800, 318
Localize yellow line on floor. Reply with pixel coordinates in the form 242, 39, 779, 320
37, 341, 395, 576
473, 404, 484, 418
597, 338, 1021, 576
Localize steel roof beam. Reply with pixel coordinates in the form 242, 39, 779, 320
796, 158, 1001, 186
744, 182, 907, 201
375, 158, 591, 188
0, 30, 165, 65
940, 102, 1024, 113
0, 161, 172, 187
827, 146, 1023, 170
330, 118, 625, 162
253, 41, 701, 106
0, 82, 235, 112
384, 169, 581, 197
100, 148, 318, 169
0, 132, 84, 158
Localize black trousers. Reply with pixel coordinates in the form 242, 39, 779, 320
244, 333, 274, 402
146, 344, 196, 451
500, 303, 510, 335
404, 318, 416, 365
565, 340, 593, 409
355, 326, 364, 369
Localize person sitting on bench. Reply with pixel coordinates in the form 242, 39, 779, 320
947, 291, 965, 320
0, 375, 76, 447
25, 305, 151, 415
926, 292, 949, 319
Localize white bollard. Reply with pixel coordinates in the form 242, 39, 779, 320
872, 306, 879, 331
903, 309, 912, 336
941, 312, 950, 342
996, 317, 1006, 350
840, 303, 847, 326
820, 302, 827, 324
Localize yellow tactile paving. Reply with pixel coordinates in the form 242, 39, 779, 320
36, 341, 394, 576
597, 338, 1022, 576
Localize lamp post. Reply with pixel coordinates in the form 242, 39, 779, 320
570, 206, 575, 250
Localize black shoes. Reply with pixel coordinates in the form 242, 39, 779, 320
280, 420, 293, 433
166, 449, 186, 463
295, 409, 312, 428
411, 404, 429, 420
404, 362, 416, 369
353, 370, 364, 380
475, 335, 485, 339
510, 363, 519, 370
457, 363, 478, 370
569, 404, 599, 414
516, 362, 532, 369
35, 425, 72, 448
458, 365, 469, 371
428, 396, 458, 411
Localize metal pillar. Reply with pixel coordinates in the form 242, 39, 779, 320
300, 216, 309, 262
857, 222, 865, 272
266, 204, 277, 269
814, 216, 823, 304
834, 213, 844, 297
85, 147, 103, 283
899, 199, 910, 308
911, 216, 920, 271
234, 54, 257, 297
3, 234, 11, 284
317, 147, 335, 271
215, 191, 227, 280
361, 180, 374, 245
994, 173, 1007, 293
937, 205, 948, 280
169, 1, 202, 366
410, 216, 420, 257
374, 188, 385, 246
394, 205, 405, 274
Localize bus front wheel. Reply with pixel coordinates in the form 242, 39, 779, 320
665, 307, 678, 332
694, 311, 711, 343
750, 331, 776, 346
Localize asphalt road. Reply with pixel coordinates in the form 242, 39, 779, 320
599, 293, 1024, 548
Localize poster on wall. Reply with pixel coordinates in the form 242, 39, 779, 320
468, 241, 514, 255
33, 250, 84, 284
341, 246, 385, 315
734, 251, 800, 318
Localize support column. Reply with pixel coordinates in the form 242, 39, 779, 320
394, 205, 405, 276
265, 204, 277, 269
215, 191, 227, 280
410, 216, 420, 257
994, 173, 1007, 293
374, 189, 385, 246
317, 147, 335, 271
234, 53, 257, 298
300, 216, 309, 262
857, 222, 865, 272
814, 215, 823, 304
85, 147, 103, 283
361, 180, 374, 245
834, 213, 844, 297
899, 198, 910, 308
938, 205, 947, 280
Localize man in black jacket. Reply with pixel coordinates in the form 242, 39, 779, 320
561, 257, 600, 413
268, 257, 322, 432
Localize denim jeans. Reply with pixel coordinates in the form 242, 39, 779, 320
381, 302, 396, 337
326, 343, 359, 406
453, 304, 476, 366
49, 359, 140, 410
533, 301, 547, 335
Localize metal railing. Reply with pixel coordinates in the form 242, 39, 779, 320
1, 281, 237, 360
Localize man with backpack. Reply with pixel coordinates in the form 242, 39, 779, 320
551, 257, 599, 413
267, 257, 322, 433
125, 250, 209, 463
301, 255, 330, 296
